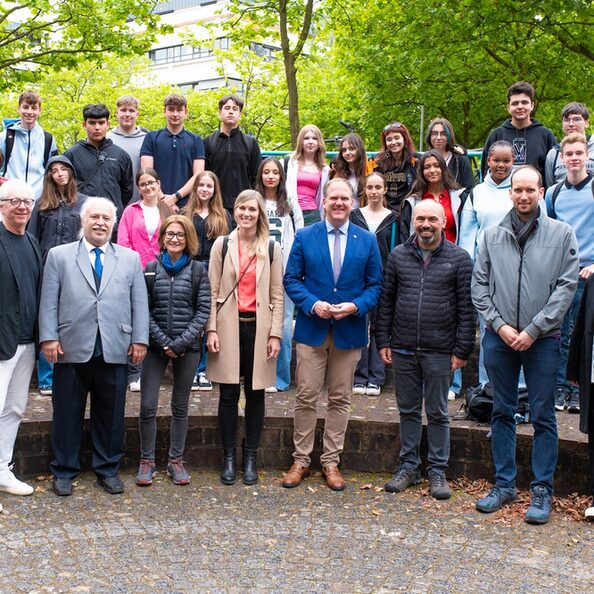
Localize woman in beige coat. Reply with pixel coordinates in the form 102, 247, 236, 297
206, 190, 284, 485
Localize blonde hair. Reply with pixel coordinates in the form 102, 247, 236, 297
182, 171, 229, 239
233, 190, 270, 258
292, 124, 326, 169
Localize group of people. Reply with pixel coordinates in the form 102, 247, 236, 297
0, 80, 593, 524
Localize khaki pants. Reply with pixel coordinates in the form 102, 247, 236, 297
292, 334, 360, 467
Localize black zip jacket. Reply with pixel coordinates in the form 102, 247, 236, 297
349, 208, 398, 270
374, 235, 476, 359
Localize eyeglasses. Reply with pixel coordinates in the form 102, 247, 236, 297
138, 180, 158, 189
383, 122, 403, 131
563, 116, 585, 124
430, 131, 447, 138
0, 197, 33, 207
165, 231, 186, 240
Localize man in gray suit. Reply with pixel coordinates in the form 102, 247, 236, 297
40, 197, 149, 496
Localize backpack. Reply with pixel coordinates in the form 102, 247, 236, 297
144, 259, 203, 306
465, 382, 530, 424
3, 126, 54, 174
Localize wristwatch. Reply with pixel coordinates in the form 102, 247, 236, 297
175, 191, 182, 202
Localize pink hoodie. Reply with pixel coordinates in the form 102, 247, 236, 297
117, 202, 162, 268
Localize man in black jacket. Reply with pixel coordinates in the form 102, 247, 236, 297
0, 180, 42, 504
204, 95, 261, 214
64, 104, 133, 221
375, 200, 475, 499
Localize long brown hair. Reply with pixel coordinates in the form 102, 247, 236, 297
375, 122, 416, 171
182, 171, 229, 239
136, 167, 172, 221
38, 158, 79, 211
410, 150, 460, 196
255, 157, 291, 217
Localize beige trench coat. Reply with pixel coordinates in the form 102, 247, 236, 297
205, 232, 284, 389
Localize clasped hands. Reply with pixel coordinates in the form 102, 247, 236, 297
314, 301, 357, 320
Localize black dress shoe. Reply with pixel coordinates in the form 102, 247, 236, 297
97, 475, 124, 494
53, 477, 73, 496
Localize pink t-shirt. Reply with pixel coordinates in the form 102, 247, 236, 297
297, 168, 322, 211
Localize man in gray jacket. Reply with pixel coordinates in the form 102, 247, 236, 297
472, 165, 579, 524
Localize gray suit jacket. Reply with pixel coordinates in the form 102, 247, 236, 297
39, 240, 149, 364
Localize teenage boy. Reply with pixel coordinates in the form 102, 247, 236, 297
140, 93, 204, 211
64, 103, 133, 219
204, 94, 261, 212
545, 133, 594, 414
107, 95, 148, 202
0, 91, 57, 199
545, 102, 594, 187
481, 81, 555, 179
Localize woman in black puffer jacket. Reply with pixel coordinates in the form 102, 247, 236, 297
136, 215, 211, 488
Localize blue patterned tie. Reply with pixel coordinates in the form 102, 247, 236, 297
93, 247, 103, 279
332, 228, 341, 283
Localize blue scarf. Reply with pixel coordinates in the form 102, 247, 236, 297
161, 251, 189, 276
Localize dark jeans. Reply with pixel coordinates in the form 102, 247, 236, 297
589, 389, 594, 498
218, 320, 265, 452
51, 358, 127, 480
483, 330, 559, 494
558, 276, 585, 389
392, 350, 452, 473
139, 348, 200, 460
354, 310, 385, 386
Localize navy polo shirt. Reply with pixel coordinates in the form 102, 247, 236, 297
140, 127, 205, 207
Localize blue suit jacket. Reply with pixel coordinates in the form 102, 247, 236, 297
284, 220, 382, 349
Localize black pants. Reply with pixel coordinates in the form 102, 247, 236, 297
589, 389, 594, 499
218, 320, 265, 451
50, 358, 127, 479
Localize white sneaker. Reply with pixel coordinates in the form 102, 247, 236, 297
0, 502, 2, 512
128, 379, 141, 392
448, 390, 457, 401
353, 384, 367, 395
0, 470, 34, 496
265, 386, 278, 393
366, 383, 381, 396
585, 506, 594, 520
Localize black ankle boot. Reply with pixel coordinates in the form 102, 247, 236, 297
220, 448, 236, 485
242, 449, 258, 485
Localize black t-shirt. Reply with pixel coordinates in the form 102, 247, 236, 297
6, 231, 40, 343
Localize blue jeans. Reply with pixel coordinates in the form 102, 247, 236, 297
558, 276, 585, 389
37, 352, 53, 388
483, 330, 559, 494
354, 311, 385, 386
392, 351, 452, 473
275, 294, 295, 390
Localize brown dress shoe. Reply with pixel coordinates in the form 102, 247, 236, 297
282, 463, 310, 488
322, 464, 346, 491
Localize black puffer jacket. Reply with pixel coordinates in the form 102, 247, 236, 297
147, 256, 211, 355
374, 236, 476, 359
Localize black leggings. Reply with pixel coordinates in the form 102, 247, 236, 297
218, 320, 265, 451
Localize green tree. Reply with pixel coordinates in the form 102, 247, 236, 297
0, 0, 168, 90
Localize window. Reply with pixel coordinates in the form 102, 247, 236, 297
148, 38, 229, 65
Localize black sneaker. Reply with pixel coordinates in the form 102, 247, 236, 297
554, 388, 569, 411
428, 471, 452, 500
384, 466, 421, 493
567, 390, 580, 414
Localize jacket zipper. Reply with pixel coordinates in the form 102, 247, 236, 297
168, 275, 175, 337
25, 129, 31, 182
516, 248, 524, 331
416, 255, 427, 351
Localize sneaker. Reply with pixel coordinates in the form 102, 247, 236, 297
566, 390, 580, 414
554, 387, 569, 411
525, 485, 552, 524
191, 375, 200, 391
428, 471, 452, 500
0, 470, 34, 496
384, 466, 422, 493
353, 384, 367, 395
475, 485, 517, 513
167, 458, 190, 485
585, 505, 594, 520
366, 383, 381, 396
448, 390, 457, 401
197, 373, 212, 391
128, 379, 141, 392
265, 386, 278, 393
136, 459, 156, 486
39, 385, 52, 396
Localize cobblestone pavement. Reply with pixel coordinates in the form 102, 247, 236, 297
1, 471, 592, 593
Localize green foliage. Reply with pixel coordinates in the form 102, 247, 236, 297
0, 0, 169, 90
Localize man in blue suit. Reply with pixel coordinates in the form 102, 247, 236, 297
282, 178, 382, 491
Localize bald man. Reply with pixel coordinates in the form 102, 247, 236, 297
375, 200, 476, 499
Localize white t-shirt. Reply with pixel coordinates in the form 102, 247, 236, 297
140, 203, 160, 240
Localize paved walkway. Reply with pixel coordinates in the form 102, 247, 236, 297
1, 471, 592, 593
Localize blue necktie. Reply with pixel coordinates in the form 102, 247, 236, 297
93, 247, 103, 279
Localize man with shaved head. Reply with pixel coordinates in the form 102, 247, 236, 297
375, 199, 476, 499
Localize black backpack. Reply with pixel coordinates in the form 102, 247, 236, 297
144, 259, 203, 306
465, 382, 530, 424
3, 127, 54, 173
